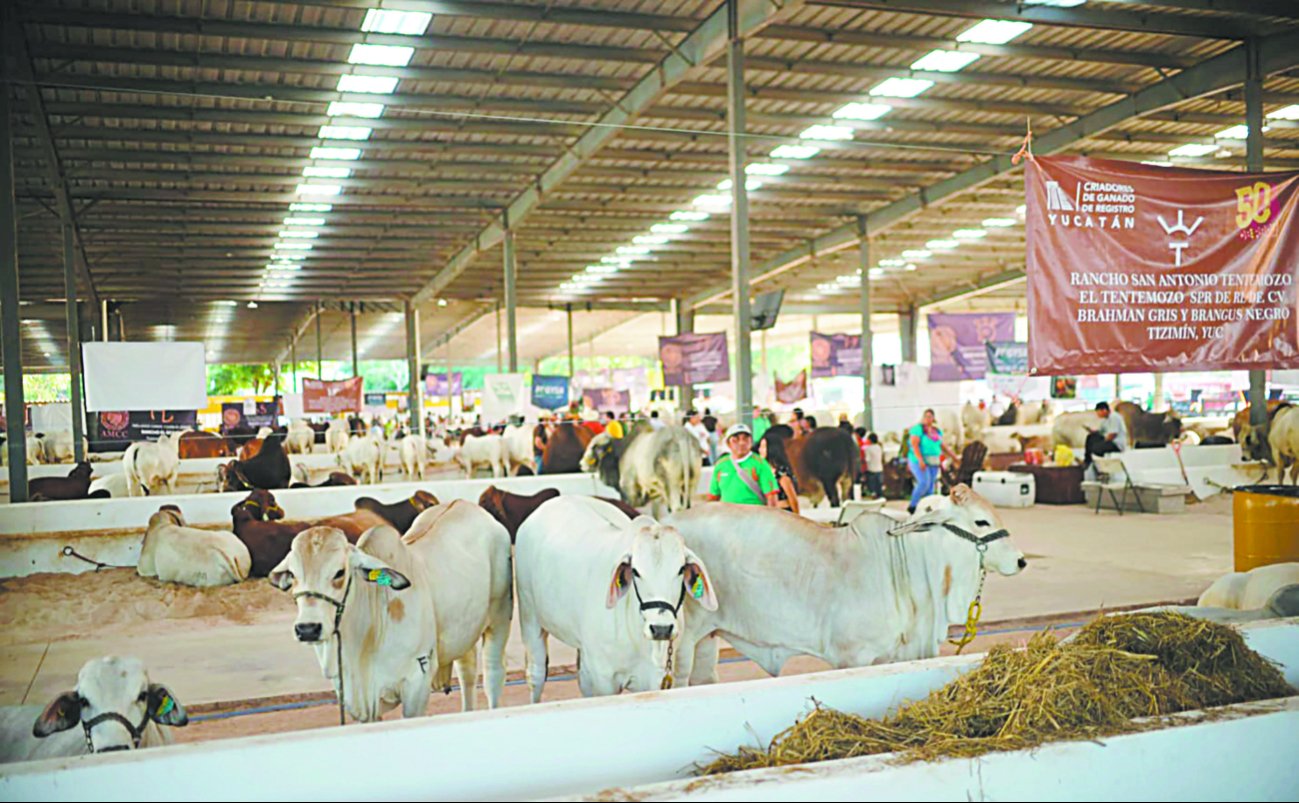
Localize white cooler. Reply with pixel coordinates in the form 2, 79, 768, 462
972, 470, 1036, 508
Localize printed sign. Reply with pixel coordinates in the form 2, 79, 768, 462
985, 342, 1030, 375
96, 410, 198, 442
531, 375, 571, 410
928, 313, 1016, 381
582, 388, 631, 414
775, 370, 808, 404
302, 377, 364, 414
659, 333, 730, 385
1026, 155, 1299, 374
482, 374, 526, 421
810, 333, 863, 378
424, 372, 463, 397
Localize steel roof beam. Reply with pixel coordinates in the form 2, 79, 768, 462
283, 1, 701, 32
916, 269, 1028, 310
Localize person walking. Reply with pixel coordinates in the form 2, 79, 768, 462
758, 430, 800, 514
707, 424, 778, 506
604, 410, 624, 439
859, 430, 884, 499
906, 409, 955, 514
701, 407, 719, 465
684, 410, 710, 465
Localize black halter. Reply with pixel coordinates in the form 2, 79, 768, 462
938, 522, 1011, 553
81, 710, 148, 753
293, 574, 352, 726
630, 566, 687, 618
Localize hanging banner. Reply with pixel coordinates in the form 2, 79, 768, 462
424, 372, 463, 397
659, 333, 730, 385
1026, 155, 1299, 374
928, 313, 1016, 381
582, 387, 631, 414
96, 410, 198, 443
302, 377, 364, 414
775, 370, 808, 404
531, 375, 571, 410
810, 332, 863, 378
482, 373, 526, 421
985, 341, 1030, 375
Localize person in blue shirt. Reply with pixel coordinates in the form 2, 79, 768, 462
906, 408, 957, 514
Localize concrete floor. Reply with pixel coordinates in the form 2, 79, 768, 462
0, 494, 1233, 721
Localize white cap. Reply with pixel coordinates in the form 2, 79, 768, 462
724, 423, 752, 440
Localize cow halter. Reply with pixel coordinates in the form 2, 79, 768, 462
294, 574, 353, 726
81, 710, 149, 753
629, 567, 687, 690
940, 523, 1008, 654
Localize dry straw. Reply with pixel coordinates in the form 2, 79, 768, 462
698, 612, 1294, 775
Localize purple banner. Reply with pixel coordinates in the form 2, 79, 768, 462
659, 332, 730, 386
810, 332, 863, 378
582, 388, 631, 414
928, 312, 1016, 381
424, 372, 463, 396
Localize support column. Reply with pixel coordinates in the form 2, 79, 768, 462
673, 298, 696, 409
727, 0, 753, 429
63, 218, 85, 461
444, 338, 453, 416
495, 302, 503, 373
290, 338, 297, 394
1, 72, 30, 496
1152, 373, 1166, 412
404, 300, 423, 438
503, 227, 519, 373
566, 303, 575, 377
1245, 38, 1267, 429
1114, 373, 1122, 401
100, 299, 109, 342
349, 302, 359, 378
315, 301, 323, 378
858, 217, 874, 430
898, 307, 918, 364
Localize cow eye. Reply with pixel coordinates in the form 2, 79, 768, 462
975, 519, 991, 527
333, 569, 346, 581
137, 691, 148, 703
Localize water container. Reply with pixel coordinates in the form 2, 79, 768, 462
1233, 485, 1299, 572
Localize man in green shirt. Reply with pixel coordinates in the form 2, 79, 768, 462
708, 424, 779, 506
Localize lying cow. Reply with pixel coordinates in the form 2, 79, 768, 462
1198, 562, 1299, 609
289, 469, 358, 489
140, 506, 251, 587
270, 502, 513, 721
219, 433, 291, 492
516, 497, 716, 699
338, 434, 383, 485
457, 432, 508, 478
355, 491, 441, 533
0, 656, 187, 763
231, 489, 314, 577
582, 425, 700, 518
88, 473, 129, 499
664, 484, 1026, 685
123, 435, 180, 496
28, 462, 94, 502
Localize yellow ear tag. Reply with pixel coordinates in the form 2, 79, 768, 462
156, 695, 174, 717
691, 576, 705, 599
368, 569, 392, 586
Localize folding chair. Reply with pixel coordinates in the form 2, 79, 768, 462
1092, 455, 1144, 515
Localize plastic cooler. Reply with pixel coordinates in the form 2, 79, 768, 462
972, 470, 1036, 508
1233, 485, 1299, 572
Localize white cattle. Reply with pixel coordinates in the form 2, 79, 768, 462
1052, 410, 1105, 450
139, 506, 251, 587
270, 501, 513, 722
502, 424, 536, 475
88, 473, 129, 498
1267, 406, 1299, 484
935, 408, 964, 451
1177, 430, 1203, 446
515, 497, 717, 699
41, 430, 77, 463
1016, 400, 1055, 426
0, 656, 187, 764
583, 425, 700, 519
1197, 563, 1299, 610
326, 419, 350, 454
664, 484, 1026, 684
457, 433, 508, 478
122, 435, 180, 496
400, 434, 428, 479
285, 420, 315, 455
338, 434, 383, 485
980, 428, 1025, 455
961, 402, 992, 444
26, 434, 43, 465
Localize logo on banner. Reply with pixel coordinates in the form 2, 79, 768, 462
1044, 177, 1137, 232
1044, 180, 1077, 211
1155, 209, 1204, 267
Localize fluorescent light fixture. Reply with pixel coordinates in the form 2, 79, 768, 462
283, 217, 325, 226
290, 202, 332, 212
586, 264, 618, 274
878, 258, 905, 267
617, 245, 651, 255
717, 178, 765, 191
956, 19, 1033, 45
1168, 143, 1217, 157
309, 146, 361, 161
266, 263, 301, 271
279, 230, 318, 239
360, 9, 432, 36
833, 102, 891, 121
770, 144, 821, 160
318, 125, 372, 141
800, 124, 854, 141
295, 183, 343, 196
671, 210, 710, 221
835, 274, 857, 285
274, 242, 314, 251
1268, 104, 1299, 121
902, 249, 932, 259
911, 49, 980, 73
326, 101, 385, 119
692, 193, 731, 208
347, 44, 414, 67
336, 74, 399, 95
982, 217, 1017, 227
247, 301, 259, 309
926, 239, 960, 250
870, 77, 934, 98
601, 255, 632, 265
953, 228, 987, 239
437, 298, 448, 307
302, 166, 352, 178
573, 273, 602, 284
270, 252, 306, 260
869, 268, 884, 278
746, 162, 790, 176
1016, 204, 1027, 217
633, 234, 668, 245
651, 223, 689, 234
905, 263, 917, 271
1214, 124, 1249, 139
1023, 0, 1085, 6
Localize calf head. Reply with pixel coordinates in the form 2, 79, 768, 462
69, 462, 93, 482
232, 489, 283, 523
34, 656, 187, 753
606, 516, 717, 643
944, 484, 1026, 577
268, 526, 410, 644
149, 505, 186, 530
581, 433, 614, 473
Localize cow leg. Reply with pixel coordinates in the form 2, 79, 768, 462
400, 663, 433, 718
520, 614, 549, 704
688, 637, 721, 686
453, 648, 480, 712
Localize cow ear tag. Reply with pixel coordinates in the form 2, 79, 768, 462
691, 576, 705, 600
368, 569, 393, 586
155, 694, 175, 718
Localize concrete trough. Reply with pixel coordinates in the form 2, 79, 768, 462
0, 619, 1294, 801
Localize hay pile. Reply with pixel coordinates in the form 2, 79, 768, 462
698, 612, 1293, 775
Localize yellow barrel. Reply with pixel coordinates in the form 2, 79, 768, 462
1233, 485, 1299, 572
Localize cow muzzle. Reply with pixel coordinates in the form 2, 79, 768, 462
294, 622, 324, 642
649, 623, 675, 641
1017, 557, 1029, 570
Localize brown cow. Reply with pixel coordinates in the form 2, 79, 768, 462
238, 438, 265, 462
354, 490, 440, 533
478, 486, 639, 542
779, 427, 860, 508
541, 422, 594, 474
177, 431, 233, 459
29, 463, 94, 502
1115, 402, 1182, 448
231, 490, 314, 577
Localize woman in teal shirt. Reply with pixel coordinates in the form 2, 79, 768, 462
907, 408, 956, 514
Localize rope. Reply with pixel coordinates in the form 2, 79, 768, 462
61, 546, 133, 572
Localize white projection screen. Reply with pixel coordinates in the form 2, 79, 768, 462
82, 342, 209, 412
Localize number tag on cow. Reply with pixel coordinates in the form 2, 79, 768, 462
155, 694, 175, 718
691, 576, 705, 600
368, 569, 393, 586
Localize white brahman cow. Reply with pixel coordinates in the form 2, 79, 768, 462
270, 501, 513, 722
0, 656, 187, 764
935, 407, 964, 451
40, 430, 78, 463
139, 506, 251, 587
1268, 406, 1299, 484
25, 434, 43, 465
961, 402, 991, 444
1015, 400, 1055, 426
122, 434, 180, 496
457, 432, 508, 478
502, 423, 536, 475
285, 420, 315, 455
338, 434, 382, 485
1198, 562, 1299, 609
582, 425, 700, 519
1052, 410, 1105, 450
88, 473, 129, 498
664, 484, 1026, 685
326, 419, 350, 454
515, 497, 716, 699
399, 433, 428, 479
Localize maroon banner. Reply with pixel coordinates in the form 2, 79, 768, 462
302, 377, 364, 414
1026, 155, 1299, 374
775, 370, 808, 404
659, 333, 730, 385
810, 332, 862, 378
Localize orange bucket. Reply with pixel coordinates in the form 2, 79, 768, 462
1233, 485, 1299, 572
